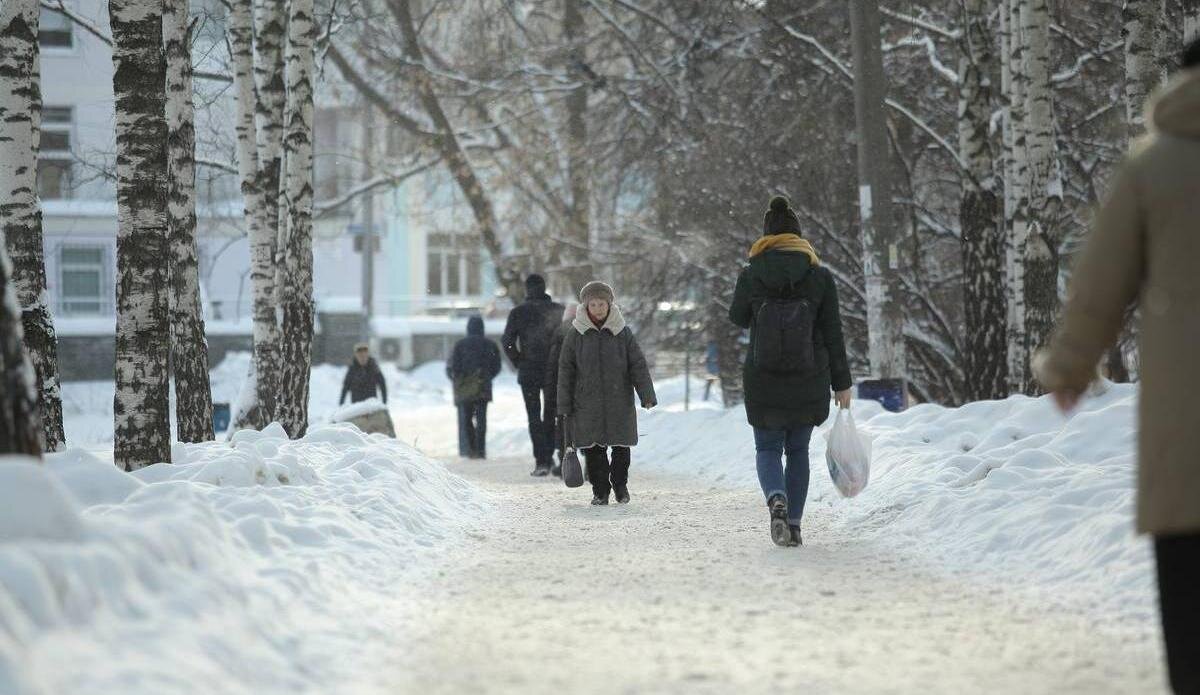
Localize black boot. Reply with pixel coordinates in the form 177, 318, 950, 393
591, 494, 609, 505
614, 484, 630, 504
531, 464, 550, 477
550, 462, 562, 477
788, 524, 802, 547
768, 494, 789, 547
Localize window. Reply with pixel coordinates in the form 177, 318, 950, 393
39, 7, 73, 49
38, 106, 73, 199
60, 246, 106, 315
426, 244, 484, 297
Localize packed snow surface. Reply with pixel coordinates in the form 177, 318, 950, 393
32, 354, 1161, 691
0, 423, 486, 694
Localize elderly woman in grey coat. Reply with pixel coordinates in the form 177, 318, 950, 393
557, 281, 657, 505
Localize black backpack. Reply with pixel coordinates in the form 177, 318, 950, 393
752, 281, 816, 373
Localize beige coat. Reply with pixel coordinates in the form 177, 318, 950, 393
1036, 70, 1200, 535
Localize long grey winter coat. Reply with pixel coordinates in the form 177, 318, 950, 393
557, 304, 656, 449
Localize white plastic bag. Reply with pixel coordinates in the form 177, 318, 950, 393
825, 408, 871, 498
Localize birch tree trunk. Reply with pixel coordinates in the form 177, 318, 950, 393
276, 0, 315, 438
1020, 0, 1063, 394
110, 0, 172, 470
562, 0, 593, 290
164, 0, 214, 442
249, 0, 287, 425
1004, 0, 1031, 393
957, 0, 1008, 401
227, 0, 273, 432
0, 243, 42, 457
0, 0, 65, 451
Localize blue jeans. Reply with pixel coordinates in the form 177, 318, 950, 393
753, 426, 814, 525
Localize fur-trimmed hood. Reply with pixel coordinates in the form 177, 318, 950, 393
572, 302, 627, 335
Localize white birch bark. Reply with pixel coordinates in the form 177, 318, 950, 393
164, 0, 214, 442
1124, 0, 1165, 140
1004, 0, 1031, 393
276, 0, 315, 438
0, 0, 65, 450
1020, 0, 1063, 394
958, 0, 1008, 401
248, 0, 287, 426
0, 242, 42, 457
227, 0, 275, 432
109, 0, 173, 470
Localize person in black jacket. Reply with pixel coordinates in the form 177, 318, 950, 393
447, 315, 502, 459
502, 274, 565, 476
729, 196, 852, 548
339, 344, 388, 405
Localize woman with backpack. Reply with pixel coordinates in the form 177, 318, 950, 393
729, 196, 853, 547
557, 281, 657, 505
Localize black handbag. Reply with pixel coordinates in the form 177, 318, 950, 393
560, 416, 585, 488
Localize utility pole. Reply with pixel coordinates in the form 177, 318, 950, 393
1186, 0, 1200, 44
849, 0, 906, 380
361, 103, 375, 342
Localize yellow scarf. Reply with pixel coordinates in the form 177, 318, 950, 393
748, 234, 820, 265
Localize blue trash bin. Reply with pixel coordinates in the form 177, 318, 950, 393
212, 402, 231, 433
856, 379, 908, 413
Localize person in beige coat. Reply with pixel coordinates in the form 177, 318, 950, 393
1036, 40, 1200, 695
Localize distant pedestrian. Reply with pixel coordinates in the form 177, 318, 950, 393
1037, 39, 1200, 695
446, 315, 502, 459
339, 343, 387, 406
545, 302, 577, 477
557, 281, 657, 505
729, 196, 852, 547
503, 274, 566, 476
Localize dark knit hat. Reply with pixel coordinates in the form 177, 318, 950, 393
579, 281, 615, 305
762, 195, 801, 236
525, 274, 546, 296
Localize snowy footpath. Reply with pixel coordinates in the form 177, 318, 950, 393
0, 355, 1170, 693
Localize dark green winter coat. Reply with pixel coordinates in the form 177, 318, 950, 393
729, 235, 852, 429
557, 304, 657, 449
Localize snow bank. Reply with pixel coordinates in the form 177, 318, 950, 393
0, 425, 486, 694
482, 375, 1152, 624
625, 382, 1153, 622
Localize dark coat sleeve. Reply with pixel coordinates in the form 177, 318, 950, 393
545, 324, 566, 386
339, 365, 352, 405
373, 361, 388, 403
447, 341, 461, 379
557, 330, 577, 416
626, 331, 656, 407
487, 341, 502, 380
501, 309, 522, 367
817, 271, 852, 392
729, 267, 753, 329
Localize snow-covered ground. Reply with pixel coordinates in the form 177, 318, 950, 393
3, 354, 1164, 692
0, 419, 486, 693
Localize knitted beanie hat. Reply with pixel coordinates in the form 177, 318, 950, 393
579, 281, 615, 305
762, 195, 802, 236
